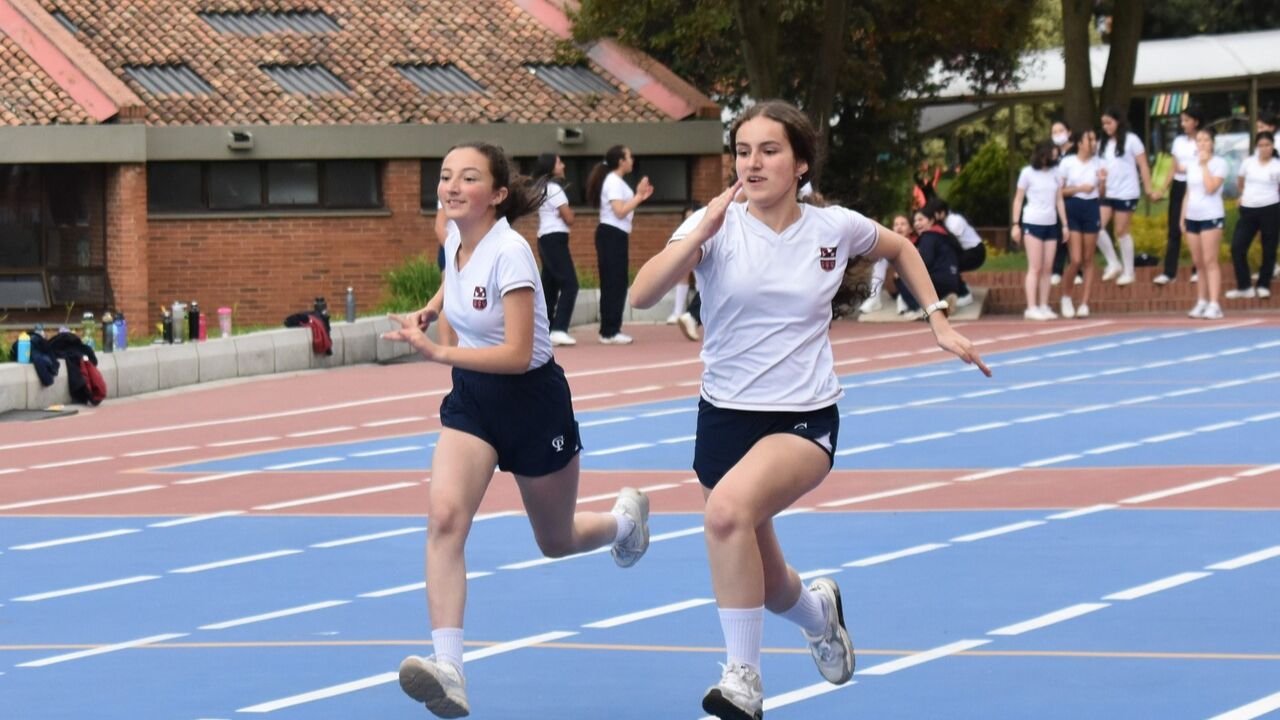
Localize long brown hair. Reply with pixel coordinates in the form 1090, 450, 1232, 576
586, 145, 628, 209
729, 100, 820, 190
448, 142, 545, 223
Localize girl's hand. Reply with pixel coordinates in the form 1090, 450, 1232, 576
1010, 225, 1022, 244
935, 326, 992, 377
1098, 167, 1108, 181
636, 176, 655, 202
694, 179, 745, 244
382, 313, 444, 362
1148, 188, 1163, 201
1080, 182, 1095, 194
408, 307, 438, 332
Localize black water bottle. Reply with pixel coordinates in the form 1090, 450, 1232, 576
189, 301, 200, 343
162, 310, 174, 344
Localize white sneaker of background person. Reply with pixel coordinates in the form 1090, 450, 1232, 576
1060, 295, 1076, 319
1102, 264, 1123, 282
702, 662, 763, 720
599, 332, 633, 345
858, 291, 883, 314
549, 330, 576, 346
955, 291, 974, 307
1201, 302, 1224, 319
1187, 299, 1208, 318
1224, 288, 1256, 300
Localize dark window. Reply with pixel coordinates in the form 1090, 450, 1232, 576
627, 157, 690, 205
268, 162, 319, 206
150, 161, 381, 213
208, 163, 262, 210
395, 64, 485, 95
200, 10, 341, 35
324, 161, 380, 208
124, 65, 213, 96
261, 64, 350, 95
420, 159, 443, 209
148, 163, 203, 212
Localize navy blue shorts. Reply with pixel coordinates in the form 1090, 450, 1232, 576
1103, 197, 1139, 212
1185, 217, 1225, 233
1064, 197, 1102, 233
1021, 222, 1061, 242
440, 360, 581, 477
693, 399, 840, 489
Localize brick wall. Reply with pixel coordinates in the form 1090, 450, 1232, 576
105, 164, 149, 336
138, 155, 727, 329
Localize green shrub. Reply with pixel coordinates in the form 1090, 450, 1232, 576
378, 253, 443, 313
946, 140, 1015, 227
0, 335, 9, 363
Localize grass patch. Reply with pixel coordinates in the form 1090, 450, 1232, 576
378, 253, 443, 314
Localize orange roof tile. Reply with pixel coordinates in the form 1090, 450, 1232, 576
0, 33, 93, 124
32, 0, 710, 127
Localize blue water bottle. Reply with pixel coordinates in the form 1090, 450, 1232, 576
16, 332, 30, 363
114, 312, 127, 351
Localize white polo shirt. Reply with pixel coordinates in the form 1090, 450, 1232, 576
537, 181, 571, 237
1238, 156, 1280, 208
444, 218, 553, 370
1017, 166, 1062, 225
1184, 157, 1229, 221
1058, 154, 1102, 200
944, 212, 983, 250
1101, 132, 1146, 200
670, 202, 880, 411
599, 172, 635, 234
1170, 134, 1197, 182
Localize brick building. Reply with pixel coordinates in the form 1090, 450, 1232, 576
0, 0, 723, 333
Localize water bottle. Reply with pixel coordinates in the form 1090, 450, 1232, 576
82, 312, 96, 349
345, 287, 356, 323
198, 312, 207, 341
114, 313, 127, 351
16, 332, 30, 363
313, 296, 329, 319
162, 309, 174, 344
102, 311, 114, 353
217, 307, 232, 338
189, 301, 201, 343
171, 301, 186, 343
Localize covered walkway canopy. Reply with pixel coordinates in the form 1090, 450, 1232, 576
918, 28, 1280, 136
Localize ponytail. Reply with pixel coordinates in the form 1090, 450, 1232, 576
586, 145, 627, 208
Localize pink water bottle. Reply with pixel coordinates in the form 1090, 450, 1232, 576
198, 312, 207, 341
217, 307, 232, 338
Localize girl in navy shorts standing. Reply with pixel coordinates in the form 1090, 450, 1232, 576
1011, 140, 1069, 320
383, 142, 651, 718
1057, 129, 1105, 318
630, 100, 991, 720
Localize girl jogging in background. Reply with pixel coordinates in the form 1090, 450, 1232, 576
384, 142, 650, 718
629, 100, 990, 720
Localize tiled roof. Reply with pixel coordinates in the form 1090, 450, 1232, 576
38, 0, 688, 126
0, 34, 94, 125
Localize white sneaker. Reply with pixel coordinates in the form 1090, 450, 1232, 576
702, 662, 763, 720
1039, 304, 1059, 319
955, 292, 974, 307
1116, 273, 1135, 286
549, 330, 577, 346
1191, 271, 1199, 283
665, 313, 680, 324
1076, 303, 1090, 318
677, 312, 701, 341
1258, 287, 1272, 299
858, 293, 883, 314
1102, 265, 1122, 282
1060, 296, 1076, 319
1051, 273, 1062, 286
1224, 288, 1256, 300
610, 487, 650, 568
895, 295, 909, 314
1202, 302, 1224, 319
1187, 300, 1208, 319
802, 578, 855, 684
1074, 274, 1084, 286
1152, 274, 1172, 285
598, 332, 634, 345
1024, 307, 1047, 321
399, 656, 469, 718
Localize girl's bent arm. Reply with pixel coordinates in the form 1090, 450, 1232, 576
630, 237, 703, 309
436, 288, 536, 373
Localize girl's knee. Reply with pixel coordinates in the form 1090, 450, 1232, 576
703, 495, 755, 542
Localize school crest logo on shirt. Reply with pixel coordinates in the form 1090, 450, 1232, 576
472, 286, 487, 310
819, 246, 838, 271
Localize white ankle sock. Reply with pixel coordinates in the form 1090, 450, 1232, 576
672, 282, 689, 314
1097, 229, 1119, 268
432, 627, 464, 670
777, 586, 827, 636
611, 510, 635, 544
718, 606, 764, 671
1120, 233, 1135, 275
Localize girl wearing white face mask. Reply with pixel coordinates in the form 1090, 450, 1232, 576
1049, 120, 1077, 285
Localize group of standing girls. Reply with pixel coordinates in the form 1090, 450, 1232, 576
391, 99, 992, 720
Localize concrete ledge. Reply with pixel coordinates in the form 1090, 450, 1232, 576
96, 354, 120, 399
336, 322, 376, 365
272, 328, 313, 373
157, 342, 199, 390
29, 359, 71, 408
234, 333, 277, 378
0, 363, 28, 410
197, 339, 238, 383
112, 346, 160, 397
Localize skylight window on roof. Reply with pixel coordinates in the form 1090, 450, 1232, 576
524, 64, 618, 95
123, 64, 214, 96
199, 10, 341, 35
394, 64, 485, 95
261, 64, 350, 95
51, 11, 79, 34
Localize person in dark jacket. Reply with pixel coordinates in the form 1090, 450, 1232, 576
898, 209, 961, 314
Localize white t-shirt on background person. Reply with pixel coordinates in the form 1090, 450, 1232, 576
537, 181, 571, 237
1237, 156, 1280, 208
1184, 157, 1229, 221
1101, 132, 1146, 200
1016, 166, 1062, 225
599, 173, 635, 234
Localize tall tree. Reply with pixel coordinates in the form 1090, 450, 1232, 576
1060, 0, 1096, 132
1098, 0, 1145, 115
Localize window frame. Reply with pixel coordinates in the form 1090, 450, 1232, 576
148, 160, 384, 214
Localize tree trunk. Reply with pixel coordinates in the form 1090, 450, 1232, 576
1098, 0, 1145, 116
732, 0, 781, 99
803, 0, 849, 187
1060, 0, 1096, 133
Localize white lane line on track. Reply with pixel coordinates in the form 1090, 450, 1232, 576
955, 468, 1019, 482
0, 484, 164, 511
349, 446, 424, 458
287, 426, 355, 438
123, 446, 197, 458
1046, 504, 1116, 520
573, 392, 616, 401
16, 633, 187, 668
361, 416, 426, 427
1206, 546, 1280, 571
1119, 477, 1238, 504
987, 603, 1110, 636
576, 482, 683, 505
170, 550, 303, 574
309, 527, 424, 548
579, 416, 633, 428
30, 456, 112, 470
857, 639, 991, 676
208, 436, 280, 448
357, 572, 491, 599
264, 457, 344, 470
1207, 690, 1280, 720
950, 521, 1044, 543
1237, 464, 1280, 477
236, 631, 576, 713
10, 529, 140, 550
148, 511, 245, 528
582, 598, 715, 628
172, 470, 257, 486
12, 575, 161, 602
819, 483, 950, 508
584, 443, 653, 457
199, 601, 350, 630
1102, 572, 1211, 601
639, 408, 696, 418
252, 482, 420, 511
845, 543, 948, 567
621, 385, 663, 394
